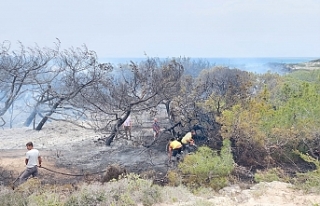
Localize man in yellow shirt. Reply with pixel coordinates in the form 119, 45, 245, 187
181, 130, 196, 152
168, 138, 182, 161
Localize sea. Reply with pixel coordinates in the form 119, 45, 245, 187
99, 57, 319, 74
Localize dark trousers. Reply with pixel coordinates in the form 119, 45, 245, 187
172, 148, 182, 157
19, 166, 38, 184
182, 143, 190, 153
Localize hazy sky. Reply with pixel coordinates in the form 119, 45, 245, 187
1, 0, 320, 58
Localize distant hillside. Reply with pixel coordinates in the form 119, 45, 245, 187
266, 58, 320, 72
310, 58, 320, 63
287, 58, 320, 71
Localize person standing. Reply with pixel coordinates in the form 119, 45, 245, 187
18, 142, 42, 185
152, 118, 161, 140
123, 115, 132, 139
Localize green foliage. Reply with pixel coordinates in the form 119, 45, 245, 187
265, 81, 320, 155
270, 82, 320, 128
217, 97, 273, 167
178, 140, 234, 190
167, 170, 182, 187
287, 69, 320, 83
292, 151, 320, 193
216, 72, 320, 167
254, 168, 290, 183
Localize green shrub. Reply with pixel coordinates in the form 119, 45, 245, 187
167, 170, 181, 187
254, 167, 290, 183
292, 151, 320, 193
178, 139, 234, 190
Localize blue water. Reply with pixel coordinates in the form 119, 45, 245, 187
99, 57, 318, 74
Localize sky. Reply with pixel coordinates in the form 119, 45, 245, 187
1, 0, 320, 58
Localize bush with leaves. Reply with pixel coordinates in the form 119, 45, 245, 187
263, 80, 320, 163
292, 151, 320, 193
178, 139, 234, 190
217, 94, 273, 168
254, 167, 290, 183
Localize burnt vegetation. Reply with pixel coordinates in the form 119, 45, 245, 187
2, 41, 320, 189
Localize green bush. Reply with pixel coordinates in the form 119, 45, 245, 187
167, 170, 181, 187
292, 151, 320, 193
254, 167, 290, 183
178, 139, 234, 190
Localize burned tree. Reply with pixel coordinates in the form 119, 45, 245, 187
24, 85, 56, 127
196, 66, 255, 116
161, 67, 255, 148
0, 41, 58, 127
34, 45, 109, 130
79, 57, 184, 146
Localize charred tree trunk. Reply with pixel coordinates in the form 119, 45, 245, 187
24, 88, 55, 127
24, 110, 37, 127
35, 82, 93, 131
35, 98, 64, 131
0, 117, 5, 127
106, 111, 131, 146
163, 100, 171, 120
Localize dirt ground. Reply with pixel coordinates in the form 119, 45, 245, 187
0, 149, 80, 186
2, 122, 320, 205
0, 121, 172, 186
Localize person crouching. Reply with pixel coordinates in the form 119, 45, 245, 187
168, 138, 182, 162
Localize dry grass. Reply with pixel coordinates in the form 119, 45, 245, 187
0, 173, 192, 206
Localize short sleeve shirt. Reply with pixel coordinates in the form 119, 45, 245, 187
181, 132, 193, 144
170, 140, 182, 149
26, 149, 40, 168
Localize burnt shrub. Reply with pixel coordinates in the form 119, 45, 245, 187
101, 164, 127, 183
